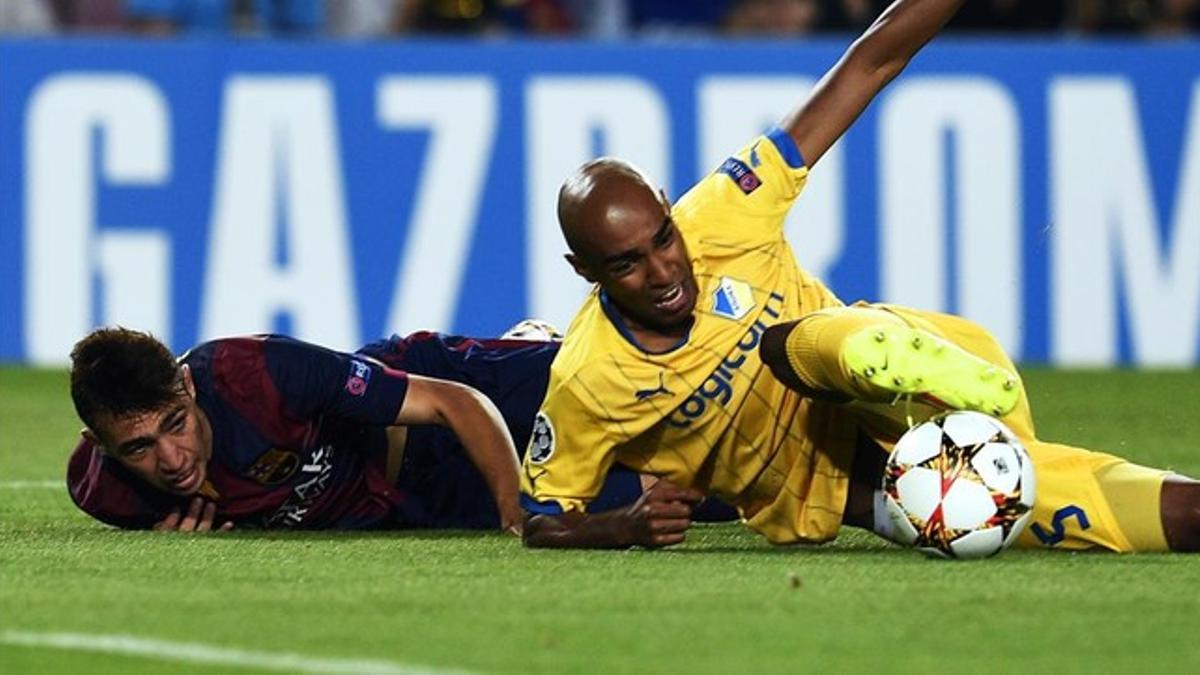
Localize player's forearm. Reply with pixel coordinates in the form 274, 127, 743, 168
850, 0, 964, 76
392, 376, 523, 529
522, 510, 637, 549
442, 388, 523, 528
783, 0, 963, 166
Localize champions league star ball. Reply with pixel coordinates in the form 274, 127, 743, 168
882, 411, 1036, 559
500, 319, 564, 342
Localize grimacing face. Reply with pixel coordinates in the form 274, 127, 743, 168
87, 367, 212, 496
574, 191, 699, 337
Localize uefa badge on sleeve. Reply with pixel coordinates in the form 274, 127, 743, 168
528, 413, 555, 464
345, 359, 372, 396
717, 156, 761, 195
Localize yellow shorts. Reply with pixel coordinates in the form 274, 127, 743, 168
869, 304, 1170, 552
1016, 441, 1168, 552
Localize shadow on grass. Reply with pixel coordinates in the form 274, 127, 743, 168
5, 522, 499, 544
661, 542, 901, 557
197, 528, 500, 543
29, 522, 1192, 566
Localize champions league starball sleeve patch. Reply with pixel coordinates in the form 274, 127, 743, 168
718, 157, 762, 195
528, 413, 555, 464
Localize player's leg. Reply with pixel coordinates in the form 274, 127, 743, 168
1014, 439, 1198, 552
1159, 477, 1200, 551
761, 303, 1030, 431
783, 308, 1199, 553
841, 430, 890, 532
882, 305, 1036, 438
838, 430, 1188, 553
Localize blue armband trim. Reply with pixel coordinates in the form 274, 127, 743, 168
521, 493, 565, 515
767, 126, 806, 169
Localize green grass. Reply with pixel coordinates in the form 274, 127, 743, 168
2, 367, 1200, 673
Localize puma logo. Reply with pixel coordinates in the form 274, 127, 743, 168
635, 373, 674, 401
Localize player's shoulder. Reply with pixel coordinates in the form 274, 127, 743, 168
66, 437, 169, 529
550, 313, 608, 388
188, 334, 331, 383
181, 334, 268, 373
554, 298, 649, 379
181, 335, 296, 413
549, 303, 679, 417
674, 129, 809, 223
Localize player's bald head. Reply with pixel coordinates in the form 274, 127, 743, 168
557, 158, 667, 259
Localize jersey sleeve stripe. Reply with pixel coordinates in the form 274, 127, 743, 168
767, 126, 806, 169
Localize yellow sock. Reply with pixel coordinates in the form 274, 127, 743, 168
783, 306, 907, 401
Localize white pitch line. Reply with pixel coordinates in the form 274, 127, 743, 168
0, 631, 475, 675
0, 480, 60, 489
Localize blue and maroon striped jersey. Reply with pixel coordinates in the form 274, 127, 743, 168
67, 332, 706, 530
68, 335, 413, 529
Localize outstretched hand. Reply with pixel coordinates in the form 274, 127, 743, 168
622, 480, 704, 548
154, 497, 234, 533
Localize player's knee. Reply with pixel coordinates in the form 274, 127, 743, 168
1161, 478, 1200, 552
760, 323, 851, 402
760, 323, 805, 390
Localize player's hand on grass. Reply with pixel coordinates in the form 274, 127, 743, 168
154, 497, 234, 533
522, 481, 704, 549
622, 480, 703, 548
498, 499, 524, 537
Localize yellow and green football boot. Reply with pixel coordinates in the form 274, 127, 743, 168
840, 325, 1021, 417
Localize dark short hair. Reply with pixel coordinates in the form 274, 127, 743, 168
69, 327, 184, 433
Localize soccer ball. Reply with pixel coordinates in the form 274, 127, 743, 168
500, 318, 563, 342
882, 411, 1036, 559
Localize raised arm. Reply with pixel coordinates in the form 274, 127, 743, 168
783, 0, 964, 167
396, 374, 524, 534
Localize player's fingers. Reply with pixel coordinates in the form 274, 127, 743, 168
178, 497, 204, 531
648, 517, 692, 534
498, 505, 524, 537
643, 501, 693, 519
196, 501, 217, 532
648, 482, 704, 504
154, 509, 182, 531
218, 521, 235, 532
650, 532, 687, 547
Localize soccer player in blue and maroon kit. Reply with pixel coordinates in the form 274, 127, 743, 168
67, 327, 659, 533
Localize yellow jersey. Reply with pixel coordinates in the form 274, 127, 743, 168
521, 130, 858, 544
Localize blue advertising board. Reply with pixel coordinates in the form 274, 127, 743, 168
2, 38, 1198, 365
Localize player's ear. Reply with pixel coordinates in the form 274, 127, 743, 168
181, 364, 196, 399
565, 253, 597, 284
82, 427, 104, 450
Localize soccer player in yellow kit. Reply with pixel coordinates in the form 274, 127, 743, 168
519, 0, 1200, 552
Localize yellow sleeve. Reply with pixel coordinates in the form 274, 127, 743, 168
519, 381, 620, 514
673, 129, 809, 243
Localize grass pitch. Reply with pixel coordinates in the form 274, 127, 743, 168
2, 367, 1200, 673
